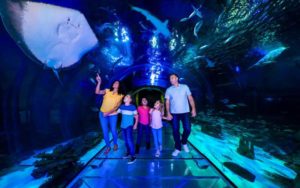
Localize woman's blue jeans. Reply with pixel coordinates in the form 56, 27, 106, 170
99, 112, 118, 147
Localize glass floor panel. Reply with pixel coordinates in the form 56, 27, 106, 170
67, 126, 234, 188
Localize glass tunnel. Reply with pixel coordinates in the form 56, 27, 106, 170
0, 0, 300, 187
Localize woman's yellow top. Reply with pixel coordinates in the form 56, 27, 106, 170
100, 89, 124, 115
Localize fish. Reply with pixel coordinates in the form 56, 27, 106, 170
236, 103, 247, 107
0, 0, 98, 70
95, 22, 115, 33
131, 6, 170, 38
199, 44, 209, 50
226, 104, 238, 109
89, 78, 96, 85
205, 57, 215, 68
138, 21, 150, 32
193, 56, 215, 68
224, 35, 236, 44
248, 47, 288, 69
193, 20, 203, 38
220, 98, 230, 104
180, 5, 203, 22
193, 55, 205, 60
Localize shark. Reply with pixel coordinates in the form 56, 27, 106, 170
248, 47, 287, 69
131, 6, 171, 38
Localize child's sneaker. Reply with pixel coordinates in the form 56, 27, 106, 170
104, 147, 111, 155
113, 144, 118, 151
123, 153, 130, 159
155, 150, 160, 157
183, 144, 190, 153
172, 149, 180, 157
128, 156, 136, 164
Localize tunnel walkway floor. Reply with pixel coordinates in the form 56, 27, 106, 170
67, 126, 234, 188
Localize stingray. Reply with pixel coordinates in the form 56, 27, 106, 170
0, 0, 98, 79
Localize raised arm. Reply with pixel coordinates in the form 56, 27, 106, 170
95, 73, 106, 95
188, 95, 196, 117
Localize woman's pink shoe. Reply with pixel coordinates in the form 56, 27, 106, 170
104, 147, 111, 155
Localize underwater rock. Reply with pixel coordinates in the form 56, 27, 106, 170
237, 136, 255, 159
293, 174, 300, 188
294, 131, 300, 142
263, 143, 287, 157
201, 124, 222, 138
223, 162, 256, 182
196, 160, 210, 169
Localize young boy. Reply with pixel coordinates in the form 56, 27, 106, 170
118, 95, 138, 164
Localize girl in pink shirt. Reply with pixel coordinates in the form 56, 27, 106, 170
150, 100, 167, 157
136, 98, 151, 154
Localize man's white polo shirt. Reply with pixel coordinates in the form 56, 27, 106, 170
165, 84, 191, 114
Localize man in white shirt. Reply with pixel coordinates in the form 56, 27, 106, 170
165, 73, 196, 157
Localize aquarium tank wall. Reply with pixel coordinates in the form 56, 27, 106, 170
0, 0, 300, 187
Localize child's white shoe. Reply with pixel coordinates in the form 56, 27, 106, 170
172, 149, 180, 157
183, 144, 190, 153
155, 150, 160, 157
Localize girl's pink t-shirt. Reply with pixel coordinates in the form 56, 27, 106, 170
150, 109, 163, 129
137, 106, 150, 125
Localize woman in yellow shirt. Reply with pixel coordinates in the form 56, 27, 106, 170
95, 73, 124, 154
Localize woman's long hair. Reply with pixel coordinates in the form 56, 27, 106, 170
109, 80, 125, 95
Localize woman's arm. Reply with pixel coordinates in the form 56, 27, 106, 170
95, 73, 106, 95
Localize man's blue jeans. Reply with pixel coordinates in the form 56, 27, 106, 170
122, 126, 135, 156
99, 112, 118, 148
171, 113, 191, 151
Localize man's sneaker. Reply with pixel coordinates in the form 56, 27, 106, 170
113, 144, 118, 151
104, 147, 111, 155
128, 156, 136, 164
172, 149, 180, 157
123, 153, 130, 159
155, 150, 160, 157
183, 144, 190, 153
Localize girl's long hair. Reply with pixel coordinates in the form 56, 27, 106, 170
155, 100, 164, 115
